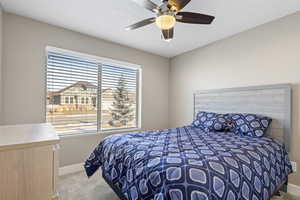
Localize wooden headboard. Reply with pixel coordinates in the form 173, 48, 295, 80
194, 84, 292, 151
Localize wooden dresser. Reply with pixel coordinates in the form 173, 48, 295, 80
0, 123, 60, 200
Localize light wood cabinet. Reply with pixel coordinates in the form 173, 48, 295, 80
0, 123, 60, 200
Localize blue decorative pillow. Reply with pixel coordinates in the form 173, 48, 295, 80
227, 113, 272, 137
192, 111, 229, 132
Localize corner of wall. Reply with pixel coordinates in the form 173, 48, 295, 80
0, 4, 3, 125
167, 57, 172, 128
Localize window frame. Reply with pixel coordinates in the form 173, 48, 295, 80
45, 46, 142, 137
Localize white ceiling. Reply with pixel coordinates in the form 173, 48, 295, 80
0, 0, 299, 57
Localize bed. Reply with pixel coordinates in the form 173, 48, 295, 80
85, 84, 293, 200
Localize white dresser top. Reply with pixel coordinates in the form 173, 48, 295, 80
0, 123, 60, 151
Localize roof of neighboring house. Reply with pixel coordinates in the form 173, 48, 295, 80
48, 81, 115, 97
62, 81, 97, 92
48, 81, 97, 96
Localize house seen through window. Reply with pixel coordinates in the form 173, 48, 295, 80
46, 50, 140, 135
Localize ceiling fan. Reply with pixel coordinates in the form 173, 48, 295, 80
126, 0, 215, 41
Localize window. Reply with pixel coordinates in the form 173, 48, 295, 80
65, 97, 69, 104
70, 97, 74, 104
46, 49, 141, 136
100, 64, 139, 130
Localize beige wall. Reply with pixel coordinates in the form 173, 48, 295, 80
170, 11, 300, 185
0, 6, 3, 124
2, 13, 169, 166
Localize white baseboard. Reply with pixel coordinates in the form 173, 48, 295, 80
288, 183, 300, 197
59, 163, 84, 176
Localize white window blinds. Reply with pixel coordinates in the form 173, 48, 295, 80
46, 51, 140, 135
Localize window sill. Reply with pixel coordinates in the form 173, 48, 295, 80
58, 128, 141, 138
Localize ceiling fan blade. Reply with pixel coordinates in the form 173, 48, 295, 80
131, 0, 160, 12
126, 18, 156, 30
168, 0, 191, 11
162, 28, 174, 41
176, 12, 215, 24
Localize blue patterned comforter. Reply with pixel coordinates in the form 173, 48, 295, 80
84, 126, 292, 200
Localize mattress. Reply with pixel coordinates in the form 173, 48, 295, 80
84, 126, 292, 200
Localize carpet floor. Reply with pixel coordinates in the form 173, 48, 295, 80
58, 171, 300, 200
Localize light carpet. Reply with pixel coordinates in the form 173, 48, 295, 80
58, 171, 300, 200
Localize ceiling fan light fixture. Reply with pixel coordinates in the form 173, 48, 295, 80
155, 14, 176, 30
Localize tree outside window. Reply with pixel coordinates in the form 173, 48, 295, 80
109, 76, 134, 127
